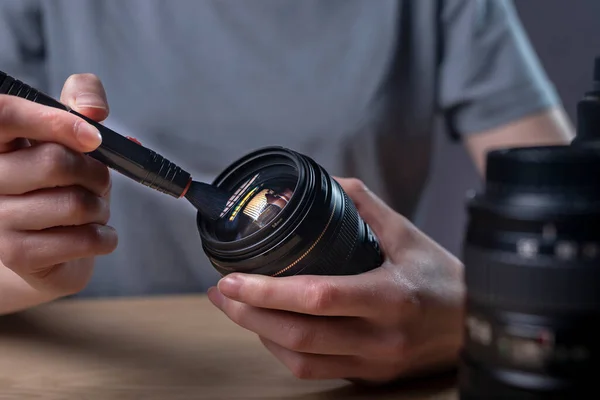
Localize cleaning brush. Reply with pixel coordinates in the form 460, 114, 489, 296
0, 70, 230, 221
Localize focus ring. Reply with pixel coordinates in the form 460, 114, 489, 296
464, 246, 600, 310
459, 355, 589, 399
350, 222, 384, 274
294, 189, 360, 276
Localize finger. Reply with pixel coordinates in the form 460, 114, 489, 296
60, 73, 110, 122
261, 337, 411, 383
259, 337, 363, 380
0, 224, 118, 275
0, 138, 30, 153
0, 94, 102, 153
208, 288, 375, 356
0, 142, 111, 196
333, 177, 417, 254
217, 271, 394, 318
25, 257, 96, 297
0, 187, 110, 231
333, 177, 400, 237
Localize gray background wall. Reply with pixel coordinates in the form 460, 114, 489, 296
418, 0, 600, 257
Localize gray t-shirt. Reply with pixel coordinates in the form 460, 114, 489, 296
0, 0, 559, 297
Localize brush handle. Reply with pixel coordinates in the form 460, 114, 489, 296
0, 70, 191, 198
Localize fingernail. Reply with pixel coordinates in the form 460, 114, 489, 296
218, 274, 242, 297
75, 93, 107, 110
97, 225, 117, 239
98, 224, 116, 233
76, 121, 102, 149
207, 286, 223, 307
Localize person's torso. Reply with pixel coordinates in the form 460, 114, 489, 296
35, 0, 441, 296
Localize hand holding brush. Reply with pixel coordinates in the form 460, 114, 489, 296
0, 72, 230, 309
0, 70, 230, 221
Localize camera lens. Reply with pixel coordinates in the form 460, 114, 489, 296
213, 164, 297, 242
459, 145, 600, 399
572, 56, 600, 146
197, 146, 384, 277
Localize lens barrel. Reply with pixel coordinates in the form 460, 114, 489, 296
459, 145, 600, 399
572, 56, 600, 146
197, 146, 383, 277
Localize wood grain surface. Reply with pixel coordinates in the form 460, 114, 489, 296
0, 295, 458, 399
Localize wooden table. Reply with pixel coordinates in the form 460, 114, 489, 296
0, 295, 458, 399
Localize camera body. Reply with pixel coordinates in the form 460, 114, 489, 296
458, 58, 600, 398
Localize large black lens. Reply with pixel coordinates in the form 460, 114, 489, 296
459, 145, 600, 399
197, 146, 384, 277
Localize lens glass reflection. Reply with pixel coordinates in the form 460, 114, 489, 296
214, 165, 297, 242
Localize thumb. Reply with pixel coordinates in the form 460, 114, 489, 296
60, 73, 110, 123
334, 177, 400, 239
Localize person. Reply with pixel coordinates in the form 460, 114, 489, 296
0, 0, 573, 383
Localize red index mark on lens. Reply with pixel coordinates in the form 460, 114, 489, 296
126, 136, 142, 145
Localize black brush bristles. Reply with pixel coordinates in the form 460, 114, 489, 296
184, 181, 231, 221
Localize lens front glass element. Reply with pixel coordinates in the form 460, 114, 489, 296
214, 165, 297, 242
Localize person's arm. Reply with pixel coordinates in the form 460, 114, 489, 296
437, 0, 574, 175
465, 108, 573, 174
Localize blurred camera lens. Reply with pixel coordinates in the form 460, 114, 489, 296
572, 56, 600, 146
197, 146, 384, 277
459, 145, 600, 399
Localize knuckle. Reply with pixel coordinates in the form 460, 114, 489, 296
58, 274, 90, 296
396, 280, 421, 310
379, 334, 408, 360
84, 157, 112, 196
72, 118, 86, 139
39, 108, 69, 139
252, 279, 275, 301
394, 215, 416, 244
343, 178, 368, 195
38, 143, 75, 179
37, 265, 92, 297
303, 279, 337, 314
62, 189, 97, 225
99, 167, 112, 195
0, 233, 30, 271
377, 218, 415, 260
0, 199, 11, 225
284, 323, 316, 352
94, 166, 112, 201
99, 199, 111, 225
289, 357, 316, 380
0, 95, 14, 123
226, 303, 248, 326
382, 286, 419, 323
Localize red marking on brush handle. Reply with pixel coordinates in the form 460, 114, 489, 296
180, 178, 193, 198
